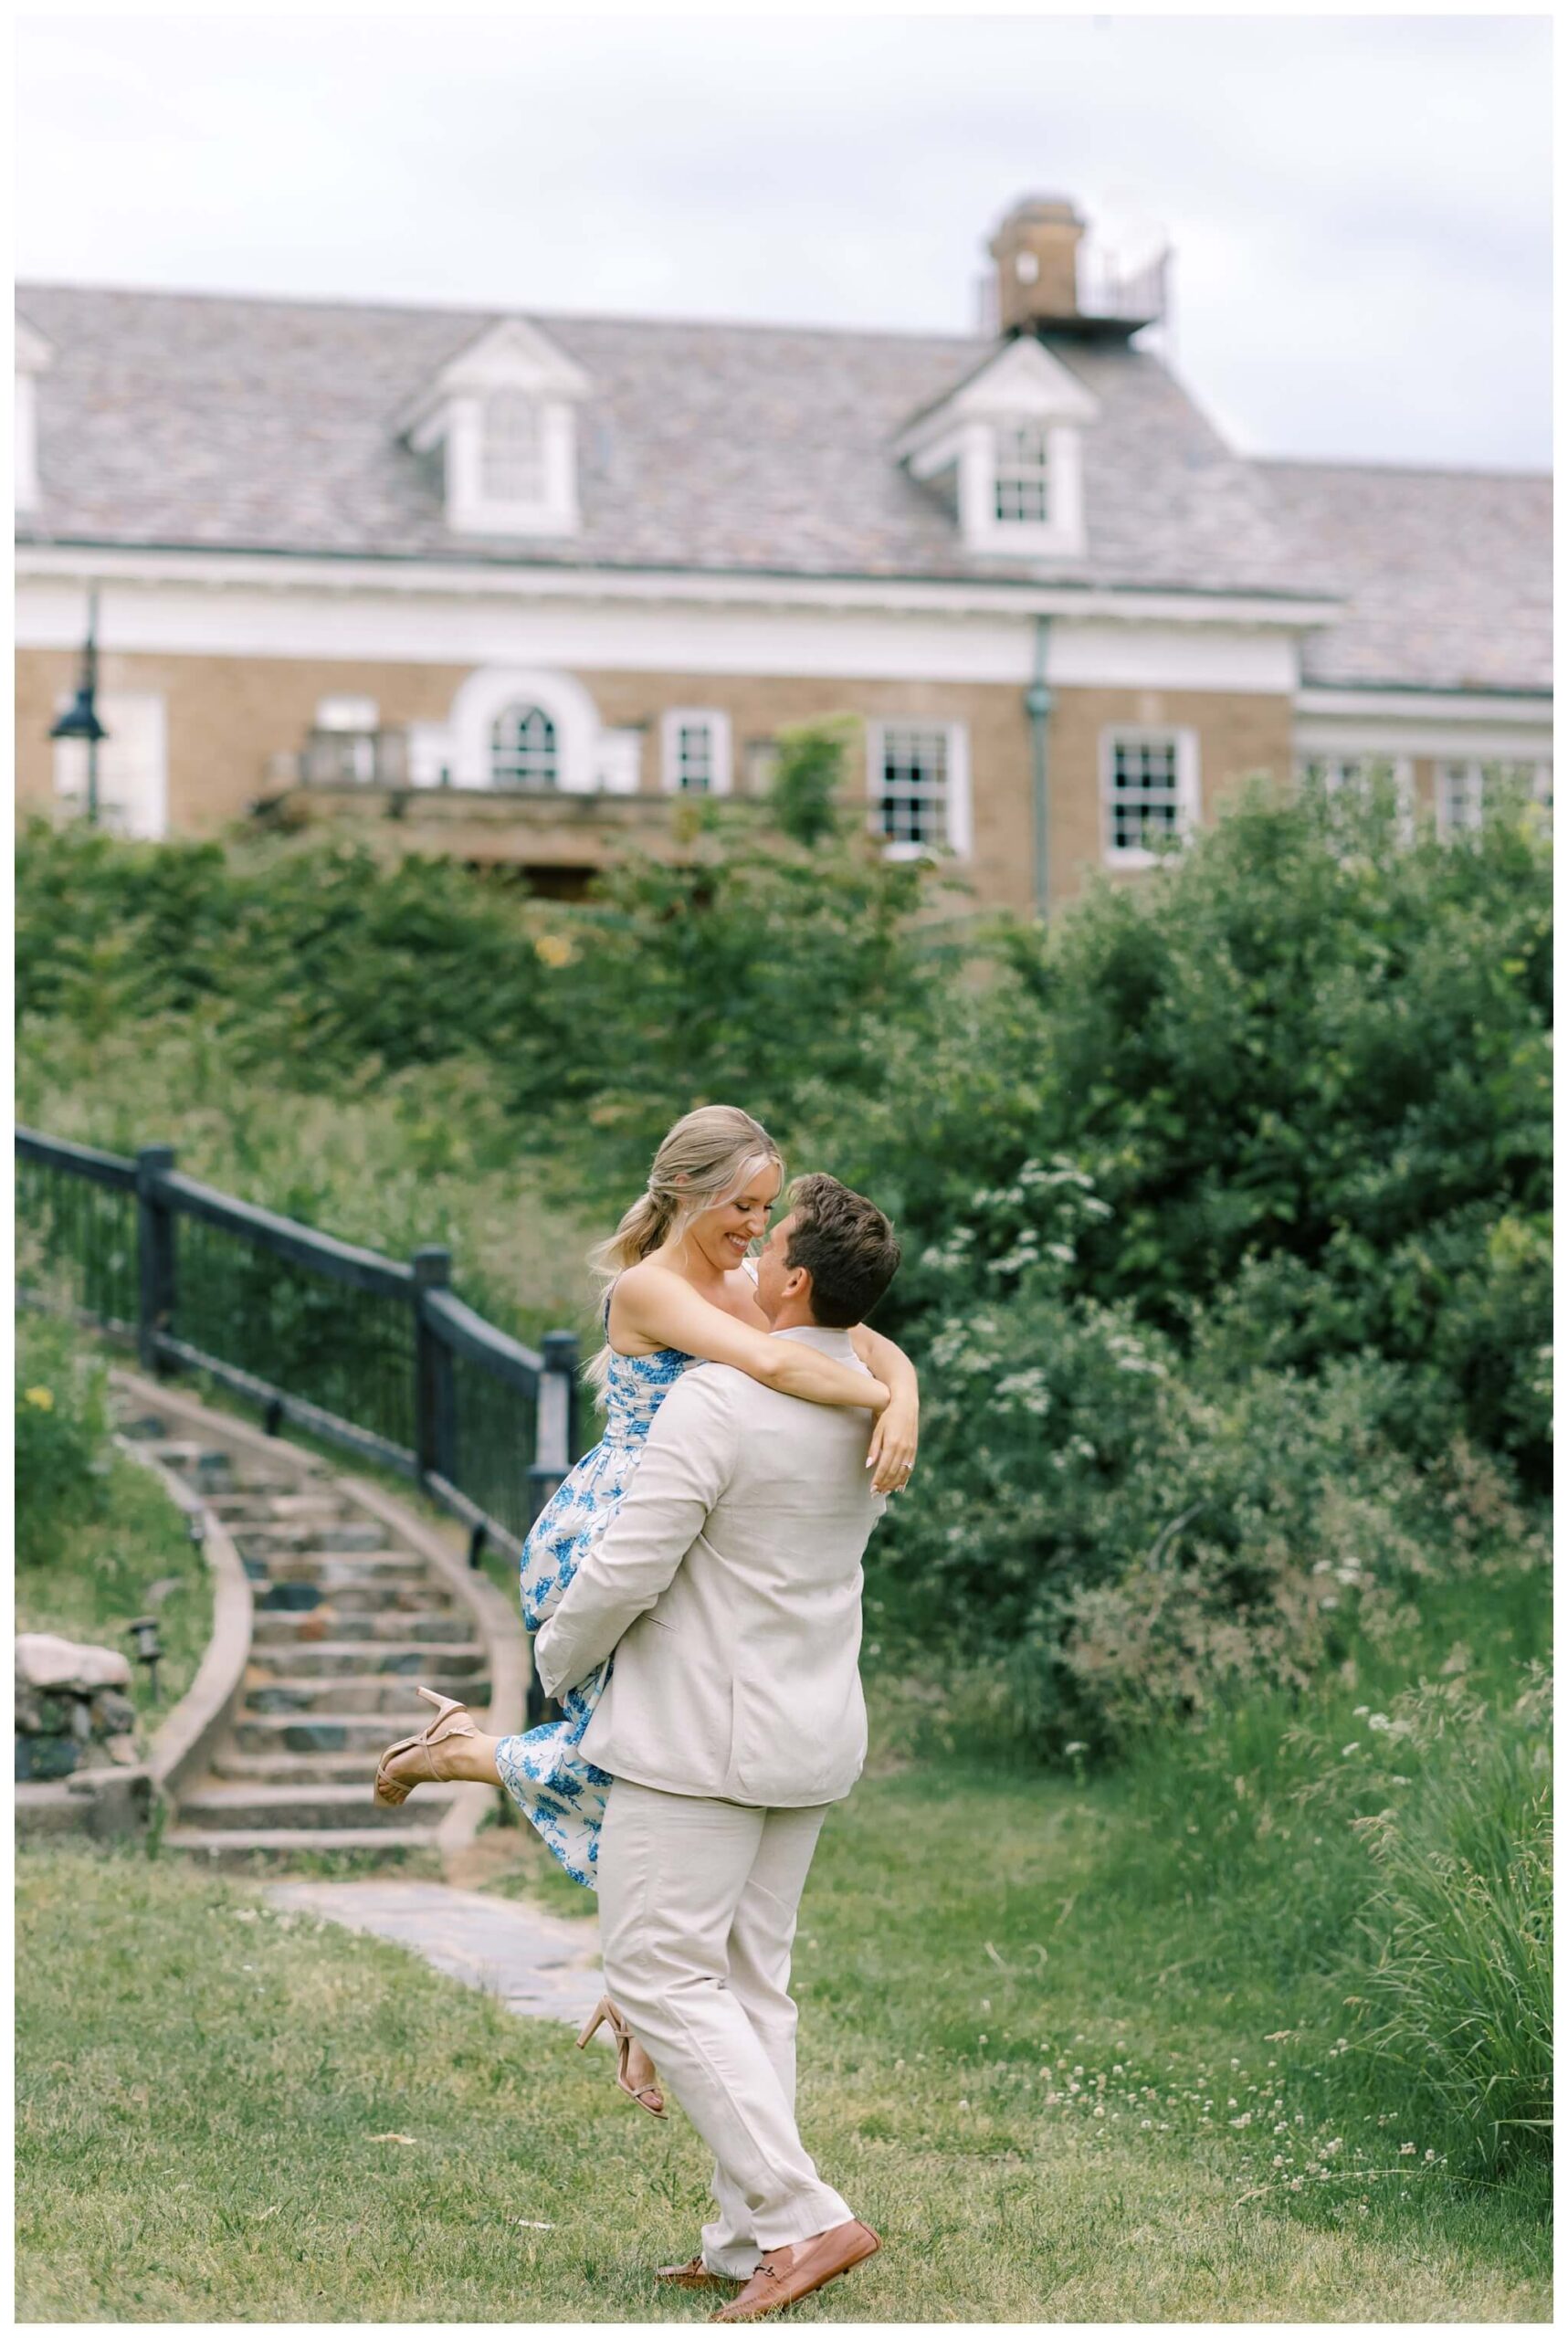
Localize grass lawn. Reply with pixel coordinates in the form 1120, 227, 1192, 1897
16, 1749, 1550, 2323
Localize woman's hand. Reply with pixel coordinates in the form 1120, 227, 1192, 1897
866, 1391, 919, 1497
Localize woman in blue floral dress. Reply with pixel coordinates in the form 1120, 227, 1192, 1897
374, 1103, 921, 2110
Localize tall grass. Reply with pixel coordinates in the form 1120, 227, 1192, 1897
1352, 1674, 1551, 2173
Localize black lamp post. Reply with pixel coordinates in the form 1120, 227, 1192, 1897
48, 588, 109, 825
127, 1615, 164, 1704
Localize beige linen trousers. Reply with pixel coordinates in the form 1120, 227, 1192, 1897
532, 1326, 886, 2268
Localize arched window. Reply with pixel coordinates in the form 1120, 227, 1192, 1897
490, 704, 558, 790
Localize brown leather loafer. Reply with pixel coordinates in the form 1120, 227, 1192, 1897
657, 2256, 744, 2291
709, 2219, 880, 2322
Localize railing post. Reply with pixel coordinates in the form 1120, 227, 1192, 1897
135, 1145, 177, 1378
412, 1246, 455, 1489
528, 1328, 579, 1524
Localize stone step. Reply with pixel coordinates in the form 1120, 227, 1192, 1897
247, 1640, 488, 1680
251, 1606, 475, 1646
114, 1412, 172, 1441
143, 1437, 230, 1469
245, 1551, 428, 1585
177, 1779, 462, 1831
235, 1522, 392, 1555
163, 1825, 446, 1865
244, 1675, 489, 1717
235, 1711, 455, 1754
210, 1746, 411, 1785
208, 1491, 358, 1522
253, 1582, 458, 1618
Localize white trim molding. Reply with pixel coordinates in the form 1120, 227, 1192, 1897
1296, 686, 1550, 723
15, 541, 1346, 632
16, 568, 1328, 695
441, 666, 601, 793
866, 718, 973, 860
1100, 724, 1201, 866
659, 707, 733, 795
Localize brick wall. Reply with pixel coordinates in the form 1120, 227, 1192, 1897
14, 648, 1296, 914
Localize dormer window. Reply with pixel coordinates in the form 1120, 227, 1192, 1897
994, 422, 1051, 524
894, 335, 1098, 560
481, 391, 545, 503
397, 317, 590, 538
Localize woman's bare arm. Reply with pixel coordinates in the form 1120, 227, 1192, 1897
616, 1262, 890, 1414
850, 1326, 920, 1492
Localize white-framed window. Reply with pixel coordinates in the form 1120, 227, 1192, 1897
743, 737, 782, 797
480, 390, 545, 504
1102, 728, 1200, 865
490, 704, 559, 790
868, 721, 972, 858
993, 421, 1052, 525
1436, 758, 1552, 837
1297, 754, 1411, 797
1296, 754, 1415, 840
52, 691, 168, 839
436, 666, 601, 792
660, 708, 732, 795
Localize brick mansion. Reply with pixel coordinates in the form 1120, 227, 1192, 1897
14, 196, 1551, 912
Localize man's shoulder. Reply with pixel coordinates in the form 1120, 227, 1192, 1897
651, 1360, 742, 1427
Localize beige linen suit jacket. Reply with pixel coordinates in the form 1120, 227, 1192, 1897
531, 1326, 886, 1807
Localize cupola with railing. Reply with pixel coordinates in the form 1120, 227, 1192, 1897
980, 195, 1168, 341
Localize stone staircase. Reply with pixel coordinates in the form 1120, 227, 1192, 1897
119, 1411, 497, 1867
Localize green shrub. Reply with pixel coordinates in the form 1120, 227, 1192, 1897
16, 1308, 110, 1570
838, 778, 1552, 1486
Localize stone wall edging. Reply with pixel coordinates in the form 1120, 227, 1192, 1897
125, 1450, 253, 1805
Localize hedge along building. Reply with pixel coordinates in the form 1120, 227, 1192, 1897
14, 196, 1552, 911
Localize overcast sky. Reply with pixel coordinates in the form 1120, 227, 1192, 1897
15, 9, 1552, 469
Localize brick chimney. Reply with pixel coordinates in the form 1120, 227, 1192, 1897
989, 196, 1087, 332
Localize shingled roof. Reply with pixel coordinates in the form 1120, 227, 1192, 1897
15, 285, 1550, 695
1258, 458, 1551, 694
16, 282, 1315, 600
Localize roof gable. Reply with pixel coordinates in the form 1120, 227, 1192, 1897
397, 315, 590, 442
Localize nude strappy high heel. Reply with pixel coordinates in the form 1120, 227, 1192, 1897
577, 1994, 667, 2118
373, 1685, 477, 1806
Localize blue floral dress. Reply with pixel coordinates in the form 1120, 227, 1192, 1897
493, 1325, 699, 1889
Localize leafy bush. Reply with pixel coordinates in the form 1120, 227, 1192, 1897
501, 804, 963, 1204
767, 715, 860, 847
16, 1307, 110, 1571
836, 779, 1552, 1485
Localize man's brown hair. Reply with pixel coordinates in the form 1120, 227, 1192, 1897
783, 1173, 901, 1328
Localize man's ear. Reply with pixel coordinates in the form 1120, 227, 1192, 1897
785, 1260, 813, 1303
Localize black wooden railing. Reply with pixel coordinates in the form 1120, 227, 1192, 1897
16, 1127, 578, 1566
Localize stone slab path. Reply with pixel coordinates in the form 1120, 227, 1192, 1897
264, 1879, 603, 2025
